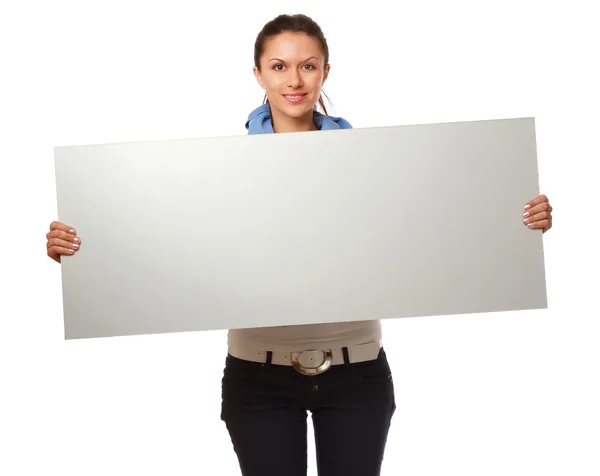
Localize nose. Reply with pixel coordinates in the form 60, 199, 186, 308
288, 68, 304, 88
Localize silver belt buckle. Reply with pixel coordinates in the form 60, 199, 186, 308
291, 349, 333, 376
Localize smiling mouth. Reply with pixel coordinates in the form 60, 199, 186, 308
282, 93, 308, 103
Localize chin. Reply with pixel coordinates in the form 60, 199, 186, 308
288, 108, 313, 118
279, 102, 315, 119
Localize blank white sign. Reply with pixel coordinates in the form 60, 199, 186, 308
54, 118, 547, 339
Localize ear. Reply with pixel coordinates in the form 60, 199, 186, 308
253, 66, 265, 89
322, 63, 331, 85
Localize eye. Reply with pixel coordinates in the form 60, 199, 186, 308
303, 64, 316, 70
273, 64, 285, 71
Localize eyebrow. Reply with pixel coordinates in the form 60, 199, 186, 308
268, 56, 319, 63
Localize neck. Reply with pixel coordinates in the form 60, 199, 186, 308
270, 108, 318, 133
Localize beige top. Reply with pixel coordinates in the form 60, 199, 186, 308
227, 319, 382, 352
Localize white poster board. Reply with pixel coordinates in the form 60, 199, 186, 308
54, 118, 547, 339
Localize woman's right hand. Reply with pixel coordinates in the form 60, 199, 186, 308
46, 221, 81, 263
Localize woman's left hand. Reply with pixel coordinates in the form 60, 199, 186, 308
523, 194, 553, 233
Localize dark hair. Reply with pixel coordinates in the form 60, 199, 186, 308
254, 14, 332, 115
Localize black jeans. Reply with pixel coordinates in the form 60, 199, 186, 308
221, 347, 396, 476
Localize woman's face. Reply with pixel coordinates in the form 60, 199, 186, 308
254, 32, 330, 121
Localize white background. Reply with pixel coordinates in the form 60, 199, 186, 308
1, 0, 598, 475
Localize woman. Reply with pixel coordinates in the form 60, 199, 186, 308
46, 14, 554, 476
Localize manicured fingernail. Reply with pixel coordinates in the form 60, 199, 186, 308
69, 229, 76, 234
523, 212, 530, 217
524, 204, 531, 210
527, 223, 534, 227
73, 243, 79, 248
523, 218, 530, 223
73, 237, 80, 243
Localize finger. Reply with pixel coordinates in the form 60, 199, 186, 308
524, 194, 548, 210
48, 246, 76, 262
526, 219, 550, 230
49, 221, 77, 234
47, 230, 81, 245
48, 245, 78, 255
523, 210, 552, 225
47, 237, 81, 251
523, 200, 551, 218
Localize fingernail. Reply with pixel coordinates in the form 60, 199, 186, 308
73, 237, 80, 243
527, 223, 534, 227
524, 204, 531, 210
523, 218, 530, 223
73, 243, 79, 248
69, 229, 76, 234
523, 212, 530, 217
